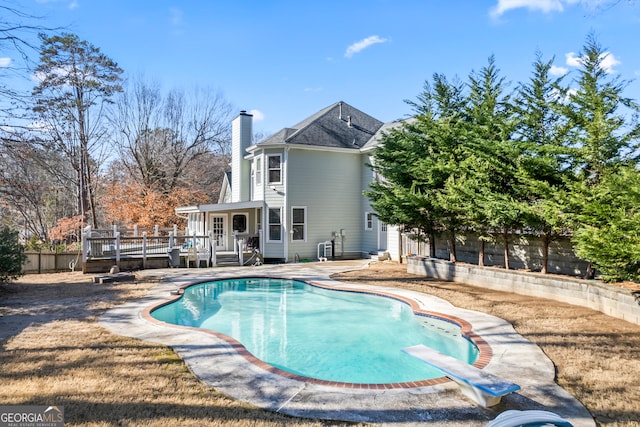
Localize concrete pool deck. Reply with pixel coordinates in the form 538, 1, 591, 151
99, 260, 595, 427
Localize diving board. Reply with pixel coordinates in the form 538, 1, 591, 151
402, 344, 520, 407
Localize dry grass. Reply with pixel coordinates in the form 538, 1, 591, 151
333, 262, 640, 427
0, 272, 360, 427
1, 265, 639, 426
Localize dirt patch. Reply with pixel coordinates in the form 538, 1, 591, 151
333, 262, 640, 427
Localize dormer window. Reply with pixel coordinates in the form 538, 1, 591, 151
267, 154, 281, 184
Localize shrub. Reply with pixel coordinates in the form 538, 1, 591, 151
0, 226, 27, 284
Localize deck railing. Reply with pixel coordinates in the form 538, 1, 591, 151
82, 225, 213, 264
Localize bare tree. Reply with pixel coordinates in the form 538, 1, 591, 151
0, 4, 57, 121
110, 77, 233, 197
0, 129, 76, 241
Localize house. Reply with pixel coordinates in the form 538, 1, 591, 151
175, 101, 402, 263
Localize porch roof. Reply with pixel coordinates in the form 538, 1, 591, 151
175, 200, 265, 215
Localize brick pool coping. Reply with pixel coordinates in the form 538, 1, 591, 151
141, 275, 493, 390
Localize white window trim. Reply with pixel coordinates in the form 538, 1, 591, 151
291, 206, 307, 242
255, 155, 262, 186
267, 207, 282, 242
365, 212, 373, 231
267, 154, 282, 184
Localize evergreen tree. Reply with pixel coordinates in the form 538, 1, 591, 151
512, 53, 573, 273
562, 34, 640, 184
0, 226, 27, 284
562, 34, 640, 278
367, 74, 467, 260
459, 56, 519, 268
572, 166, 640, 282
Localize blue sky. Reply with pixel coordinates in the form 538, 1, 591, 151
6, 0, 640, 135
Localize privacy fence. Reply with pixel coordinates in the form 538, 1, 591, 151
400, 231, 590, 278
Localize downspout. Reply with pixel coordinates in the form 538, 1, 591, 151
283, 146, 289, 262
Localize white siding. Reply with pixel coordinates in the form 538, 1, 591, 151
361, 154, 379, 254
261, 148, 286, 259
286, 148, 364, 260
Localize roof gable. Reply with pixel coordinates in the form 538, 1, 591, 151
257, 101, 383, 150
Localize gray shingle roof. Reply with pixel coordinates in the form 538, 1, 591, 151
257, 101, 384, 149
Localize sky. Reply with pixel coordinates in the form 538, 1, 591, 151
4, 0, 640, 136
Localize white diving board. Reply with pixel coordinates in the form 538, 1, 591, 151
402, 344, 521, 408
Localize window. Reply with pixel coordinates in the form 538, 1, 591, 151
267, 154, 281, 184
232, 214, 247, 233
381, 223, 388, 232
255, 156, 262, 186
365, 212, 373, 230
268, 208, 282, 241
291, 207, 306, 241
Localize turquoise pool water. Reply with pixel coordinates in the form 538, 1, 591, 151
151, 277, 479, 384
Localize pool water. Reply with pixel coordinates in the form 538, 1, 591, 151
152, 277, 479, 384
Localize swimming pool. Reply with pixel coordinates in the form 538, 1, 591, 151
151, 277, 480, 384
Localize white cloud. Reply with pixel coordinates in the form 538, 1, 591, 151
565, 52, 582, 67
490, 0, 584, 17
549, 65, 569, 76
303, 87, 323, 92
600, 52, 621, 74
550, 64, 568, 76
249, 109, 265, 121
344, 35, 388, 58
565, 51, 621, 73
0, 57, 11, 67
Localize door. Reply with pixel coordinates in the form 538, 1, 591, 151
378, 222, 388, 251
211, 215, 227, 250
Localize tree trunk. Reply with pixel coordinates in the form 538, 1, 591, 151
478, 239, 485, 266
429, 232, 436, 258
541, 232, 550, 274
585, 262, 595, 280
448, 231, 457, 263
503, 229, 510, 270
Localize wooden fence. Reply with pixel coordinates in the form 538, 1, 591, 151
23, 250, 81, 274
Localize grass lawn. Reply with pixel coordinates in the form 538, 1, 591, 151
1, 262, 639, 426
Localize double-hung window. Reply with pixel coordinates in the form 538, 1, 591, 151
268, 208, 282, 241
365, 212, 373, 230
267, 154, 281, 184
291, 207, 306, 241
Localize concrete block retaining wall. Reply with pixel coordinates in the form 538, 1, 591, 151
407, 256, 640, 326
